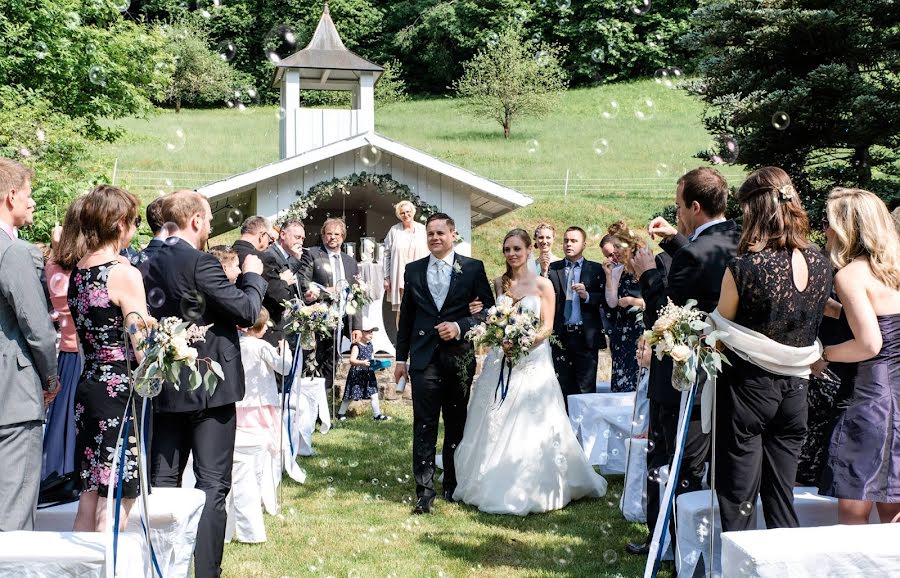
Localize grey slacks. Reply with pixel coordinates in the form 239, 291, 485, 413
0, 420, 43, 531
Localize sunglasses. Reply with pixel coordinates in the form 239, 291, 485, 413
134, 216, 142, 228
261, 231, 275, 245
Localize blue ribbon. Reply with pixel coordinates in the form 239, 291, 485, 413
282, 334, 304, 456
112, 405, 131, 575
645, 380, 699, 578
493, 357, 514, 408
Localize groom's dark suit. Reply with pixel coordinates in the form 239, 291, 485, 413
141, 238, 267, 578
548, 257, 608, 401
396, 252, 494, 502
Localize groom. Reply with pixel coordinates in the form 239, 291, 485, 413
394, 213, 494, 514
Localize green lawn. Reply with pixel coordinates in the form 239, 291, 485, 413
104, 79, 745, 275
226, 402, 671, 578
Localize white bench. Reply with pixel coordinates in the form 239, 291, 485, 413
0, 530, 147, 577
568, 391, 639, 474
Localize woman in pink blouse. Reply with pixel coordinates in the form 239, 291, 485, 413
41, 197, 86, 480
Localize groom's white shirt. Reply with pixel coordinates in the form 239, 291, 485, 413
427, 251, 455, 310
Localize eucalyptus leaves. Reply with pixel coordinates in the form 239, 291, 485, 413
131, 317, 224, 397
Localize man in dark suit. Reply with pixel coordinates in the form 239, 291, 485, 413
548, 226, 608, 403
393, 213, 494, 514
141, 190, 267, 578
625, 167, 740, 556
133, 195, 168, 264
263, 219, 306, 346
298, 217, 362, 390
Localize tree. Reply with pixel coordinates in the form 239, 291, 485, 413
683, 0, 900, 215
158, 18, 254, 112
453, 27, 567, 138
0, 0, 169, 139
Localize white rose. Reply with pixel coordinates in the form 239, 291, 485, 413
652, 315, 676, 334
670, 344, 692, 363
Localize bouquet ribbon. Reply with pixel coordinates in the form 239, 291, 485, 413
493, 356, 514, 408
282, 334, 304, 456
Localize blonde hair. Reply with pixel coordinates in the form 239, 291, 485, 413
600, 221, 645, 269
533, 223, 555, 238
827, 188, 900, 291
394, 200, 416, 219
0, 158, 33, 202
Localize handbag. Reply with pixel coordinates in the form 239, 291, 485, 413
37, 471, 81, 509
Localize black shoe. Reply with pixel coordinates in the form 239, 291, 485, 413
413, 496, 434, 515
625, 537, 651, 555
373, 414, 391, 421
442, 490, 456, 503
337, 413, 347, 421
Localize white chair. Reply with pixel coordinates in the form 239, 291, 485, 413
0, 531, 147, 577
568, 392, 637, 474
294, 377, 331, 457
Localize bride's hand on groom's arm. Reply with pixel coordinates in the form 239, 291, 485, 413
435, 322, 460, 341
468, 298, 483, 315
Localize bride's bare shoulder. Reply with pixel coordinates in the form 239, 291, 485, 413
536, 276, 554, 294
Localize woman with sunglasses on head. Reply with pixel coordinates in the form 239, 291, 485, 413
817, 188, 900, 524
68, 185, 153, 532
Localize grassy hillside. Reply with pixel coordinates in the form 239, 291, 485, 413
104, 79, 744, 275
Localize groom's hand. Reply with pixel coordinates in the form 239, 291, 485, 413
435, 322, 460, 341
393, 363, 408, 384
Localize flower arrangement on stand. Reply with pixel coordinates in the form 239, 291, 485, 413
131, 317, 222, 398
642, 299, 729, 391
344, 275, 373, 317
281, 299, 342, 374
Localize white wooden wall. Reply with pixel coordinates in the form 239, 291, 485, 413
294, 110, 360, 156
254, 149, 473, 256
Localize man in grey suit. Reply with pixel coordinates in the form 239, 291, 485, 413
0, 159, 59, 531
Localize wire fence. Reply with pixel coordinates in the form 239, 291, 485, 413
114, 167, 746, 199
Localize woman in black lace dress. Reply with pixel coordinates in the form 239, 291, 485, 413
69, 185, 151, 532
714, 167, 832, 531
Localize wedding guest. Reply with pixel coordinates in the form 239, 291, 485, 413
627, 167, 739, 555
337, 326, 390, 421
69, 185, 151, 532
0, 158, 58, 532
601, 221, 646, 392
817, 188, 900, 524
383, 200, 428, 327
713, 167, 831, 531
0, 160, 50, 305
133, 195, 168, 264
209, 245, 240, 283
231, 307, 292, 543
529, 223, 560, 277
42, 197, 87, 480
142, 190, 267, 578
298, 218, 362, 392
548, 226, 608, 403
233, 215, 276, 267
263, 220, 306, 346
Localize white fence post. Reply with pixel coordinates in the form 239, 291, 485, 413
564, 169, 570, 198
111, 158, 118, 185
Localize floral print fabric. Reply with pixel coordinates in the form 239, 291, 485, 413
68, 261, 140, 498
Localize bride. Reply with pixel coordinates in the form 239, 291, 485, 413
452, 228, 607, 515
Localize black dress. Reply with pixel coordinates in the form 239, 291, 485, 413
69, 262, 140, 498
606, 270, 643, 393
716, 247, 832, 531
343, 342, 378, 401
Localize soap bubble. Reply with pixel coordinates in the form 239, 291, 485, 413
264, 25, 297, 64
772, 111, 791, 130
217, 40, 236, 62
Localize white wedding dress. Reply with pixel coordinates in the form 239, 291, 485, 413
452, 294, 607, 515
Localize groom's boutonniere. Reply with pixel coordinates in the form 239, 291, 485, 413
451, 261, 463, 279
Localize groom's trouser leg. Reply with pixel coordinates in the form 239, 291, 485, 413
411, 364, 442, 499
437, 346, 473, 494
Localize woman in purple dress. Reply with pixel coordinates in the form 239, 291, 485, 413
817, 188, 900, 524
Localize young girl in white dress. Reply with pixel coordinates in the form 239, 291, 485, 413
452, 228, 607, 515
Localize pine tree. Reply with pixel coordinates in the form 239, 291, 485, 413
683, 0, 900, 214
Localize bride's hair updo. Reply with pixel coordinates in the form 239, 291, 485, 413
501, 228, 532, 295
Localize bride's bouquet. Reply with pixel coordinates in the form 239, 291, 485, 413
131, 317, 223, 398
465, 300, 541, 366
643, 299, 728, 391
281, 299, 342, 349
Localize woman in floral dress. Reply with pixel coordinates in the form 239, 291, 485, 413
69, 185, 151, 532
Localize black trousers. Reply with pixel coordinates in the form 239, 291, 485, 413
645, 398, 710, 539
409, 343, 475, 499
551, 328, 599, 401
150, 404, 236, 578
716, 358, 808, 532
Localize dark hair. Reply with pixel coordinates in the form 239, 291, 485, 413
161, 190, 206, 230
145, 196, 166, 234
678, 167, 729, 217
240, 215, 270, 235
208, 244, 237, 264
501, 228, 532, 295
80, 185, 140, 252
736, 166, 810, 254
426, 212, 455, 230
564, 226, 587, 242
53, 196, 88, 270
